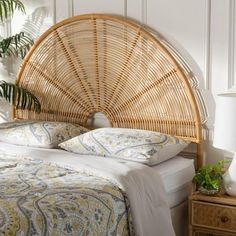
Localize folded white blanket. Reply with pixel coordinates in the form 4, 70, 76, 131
0, 143, 175, 236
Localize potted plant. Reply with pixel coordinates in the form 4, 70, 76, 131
0, 0, 40, 113
193, 160, 226, 195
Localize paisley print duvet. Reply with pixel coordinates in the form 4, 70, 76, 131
0, 157, 133, 236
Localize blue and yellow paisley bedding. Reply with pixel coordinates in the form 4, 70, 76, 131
0, 156, 133, 236
0, 120, 88, 148
59, 127, 189, 166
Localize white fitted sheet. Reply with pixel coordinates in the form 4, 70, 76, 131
0, 142, 194, 208
153, 157, 195, 208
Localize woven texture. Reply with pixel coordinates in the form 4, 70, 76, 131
192, 202, 236, 232
15, 14, 202, 148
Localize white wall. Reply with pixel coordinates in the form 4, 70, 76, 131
2, 0, 235, 163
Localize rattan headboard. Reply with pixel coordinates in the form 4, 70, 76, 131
14, 14, 203, 168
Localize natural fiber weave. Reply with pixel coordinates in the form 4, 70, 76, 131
192, 201, 236, 232
14, 14, 203, 167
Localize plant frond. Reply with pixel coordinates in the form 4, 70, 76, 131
0, 32, 33, 58
0, 80, 41, 113
0, 0, 25, 21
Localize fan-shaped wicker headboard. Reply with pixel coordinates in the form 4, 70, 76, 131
15, 14, 203, 168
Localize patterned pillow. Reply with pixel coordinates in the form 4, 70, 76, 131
59, 128, 189, 166
0, 120, 88, 148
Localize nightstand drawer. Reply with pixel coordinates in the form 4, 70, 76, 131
192, 200, 236, 232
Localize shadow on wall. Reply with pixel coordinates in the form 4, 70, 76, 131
0, 6, 50, 122
1, 7, 50, 77
23, 7, 50, 38
144, 25, 209, 123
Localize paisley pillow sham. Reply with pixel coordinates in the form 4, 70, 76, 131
59, 127, 189, 166
0, 120, 88, 148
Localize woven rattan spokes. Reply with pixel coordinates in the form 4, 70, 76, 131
15, 14, 203, 166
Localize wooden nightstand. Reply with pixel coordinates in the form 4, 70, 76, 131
189, 188, 236, 236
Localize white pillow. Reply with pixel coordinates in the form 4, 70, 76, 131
0, 120, 88, 148
59, 128, 189, 166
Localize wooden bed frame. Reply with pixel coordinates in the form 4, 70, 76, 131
14, 14, 203, 169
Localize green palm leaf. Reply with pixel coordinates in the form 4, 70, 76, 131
0, 80, 41, 113
0, 1, 41, 114
0, 32, 33, 58
0, 0, 25, 21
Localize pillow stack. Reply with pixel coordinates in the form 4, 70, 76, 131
0, 122, 189, 165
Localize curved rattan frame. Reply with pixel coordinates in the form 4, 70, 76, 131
14, 14, 203, 168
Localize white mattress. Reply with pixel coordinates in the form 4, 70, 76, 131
0, 142, 194, 208
152, 156, 195, 208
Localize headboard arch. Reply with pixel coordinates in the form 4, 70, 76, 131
15, 14, 203, 167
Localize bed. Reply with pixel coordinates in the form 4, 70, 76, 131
0, 14, 205, 236
0, 142, 194, 236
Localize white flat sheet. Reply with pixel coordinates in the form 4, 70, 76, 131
153, 157, 195, 208
0, 142, 175, 236
0, 142, 194, 208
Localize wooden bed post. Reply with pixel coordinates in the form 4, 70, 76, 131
197, 142, 204, 169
